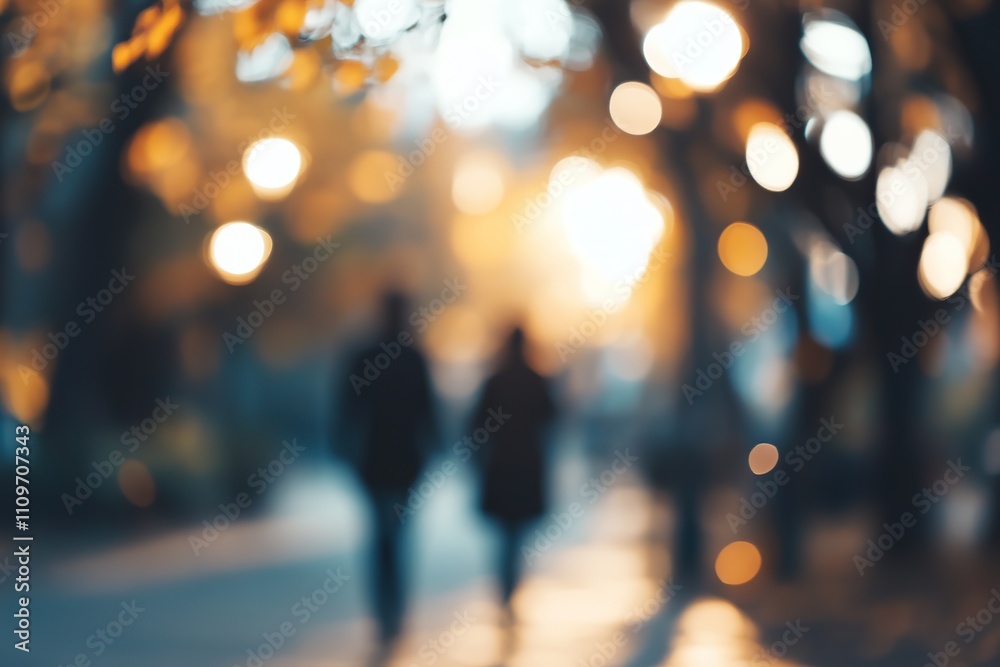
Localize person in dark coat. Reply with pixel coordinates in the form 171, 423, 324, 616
471, 327, 557, 625
336, 291, 437, 652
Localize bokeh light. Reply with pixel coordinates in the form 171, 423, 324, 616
119, 459, 156, 508
609, 82, 662, 135
3, 364, 49, 423
718, 222, 768, 277
928, 198, 976, 259
715, 541, 762, 585
746, 123, 798, 192
918, 231, 969, 299
913, 129, 951, 202
800, 17, 872, 81
970, 268, 996, 314
642, 1, 744, 92
508, 0, 575, 61
430, 0, 574, 133
876, 162, 929, 236
748, 443, 779, 475
452, 153, 506, 215
208, 222, 273, 285
242, 137, 303, 200
819, 111, 872, 180
810, 241, 860, 304
929, 197, 990, 269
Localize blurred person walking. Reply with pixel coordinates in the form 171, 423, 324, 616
470, 327, 557, 644
335, 291, 437, 661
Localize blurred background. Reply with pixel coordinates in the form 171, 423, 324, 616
3, 0, 1000, 664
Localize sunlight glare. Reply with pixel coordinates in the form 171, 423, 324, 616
560, 167, 665, 281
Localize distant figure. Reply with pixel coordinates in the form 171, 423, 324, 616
471, 327, 556, 631
336, 292, 437, 656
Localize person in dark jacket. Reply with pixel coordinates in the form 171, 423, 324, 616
471, 327, 557, 629
337, 291, 437, 652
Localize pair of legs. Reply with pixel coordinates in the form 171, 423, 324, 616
368, 503, 529, 655
371, 493, 407, 646
494, 518, 529, 662
495, 519, 529, 627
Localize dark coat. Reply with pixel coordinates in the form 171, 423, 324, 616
339, 343, 436, 494
472, 357, 556, 522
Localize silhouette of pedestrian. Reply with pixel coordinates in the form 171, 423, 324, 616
336, 291, 437, 658
470, 327, 557, 633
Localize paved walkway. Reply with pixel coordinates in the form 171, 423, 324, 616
20, 454, 1000, 667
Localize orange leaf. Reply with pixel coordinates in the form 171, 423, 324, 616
135, 6, 162, 32
112, 42, 134, 73
147, 4, 185, 58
